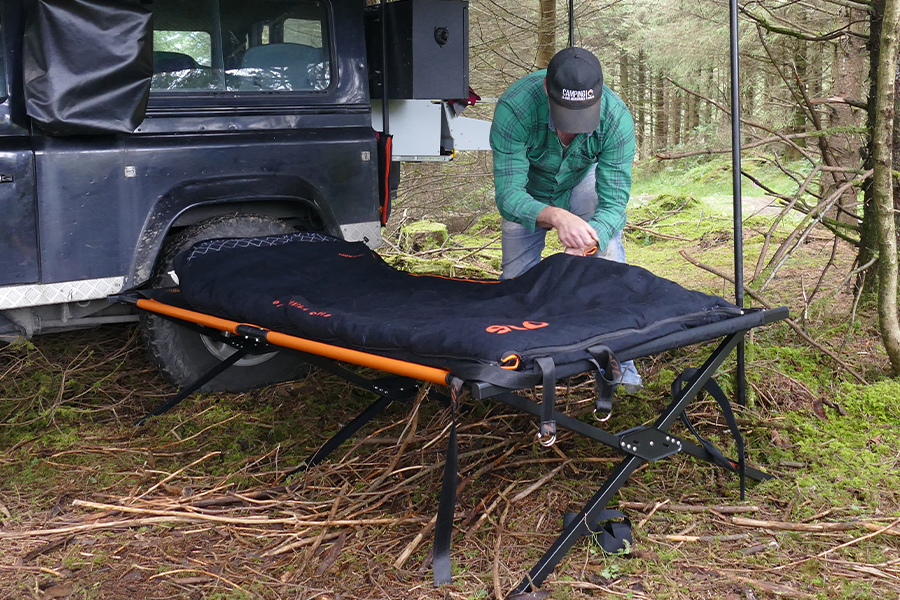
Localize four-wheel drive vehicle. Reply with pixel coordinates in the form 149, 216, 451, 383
0, 0, 486, 390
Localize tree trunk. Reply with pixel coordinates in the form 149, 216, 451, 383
654, 72, 667, 151
536, 0, 555, 68
685, 71, 699, 143
784, 39, 808, 161
637, 50, 646, 157
823, 8, 868, 223
873, 0, 900, 372
671, 88, 682, 147
619, 53, 630, 107
860, 0, 887, 295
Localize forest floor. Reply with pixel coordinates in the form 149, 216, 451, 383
1, 189, 899, 600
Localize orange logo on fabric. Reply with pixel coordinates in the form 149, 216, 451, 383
485, 321, 549, 334
272, 299, 331, 317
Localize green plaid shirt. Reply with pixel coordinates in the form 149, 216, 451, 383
490, 70, 635, 251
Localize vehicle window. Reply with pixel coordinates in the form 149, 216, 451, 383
0, 17, 7, 102
150, 0, 331, 93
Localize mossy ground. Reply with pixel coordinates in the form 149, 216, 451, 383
1, 158, 898, 599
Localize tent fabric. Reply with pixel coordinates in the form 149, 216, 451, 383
23, 0, 153, 135
172, 232, 743, 373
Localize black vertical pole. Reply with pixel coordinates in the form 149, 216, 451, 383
729, 0, 745, 405
568, 0, 574, 47
381, 0, 390, 134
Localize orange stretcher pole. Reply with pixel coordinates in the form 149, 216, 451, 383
136, 298, 453, 386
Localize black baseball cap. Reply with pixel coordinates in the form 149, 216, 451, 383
545, 47, 604, 134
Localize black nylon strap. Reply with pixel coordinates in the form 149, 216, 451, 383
672, 369, 746, 499
444, 361, 541, 390
535, 356, 556, 445
434, 377, 464, 586
587, 346, 622, 419
563, 509, 633, 554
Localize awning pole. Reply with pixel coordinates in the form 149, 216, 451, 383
729, 0, 746, 405
381, 0, 390, 133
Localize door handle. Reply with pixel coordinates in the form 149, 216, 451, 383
0, 174, 13, 183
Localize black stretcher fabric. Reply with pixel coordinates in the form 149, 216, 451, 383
172, 233, 743, 373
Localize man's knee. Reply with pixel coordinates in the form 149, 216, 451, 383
500, 218, 546, 279
569, 167, 599, 221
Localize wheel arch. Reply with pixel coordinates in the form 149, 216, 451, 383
128, 175, 333, 289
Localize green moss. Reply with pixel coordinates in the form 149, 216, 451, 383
399, 219, 449, 251
767, 380, 900, 506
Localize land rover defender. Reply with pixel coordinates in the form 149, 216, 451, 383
0, 0, 486, 390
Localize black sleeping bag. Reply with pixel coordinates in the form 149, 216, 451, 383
173, 232, 742, 374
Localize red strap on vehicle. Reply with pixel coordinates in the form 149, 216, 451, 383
375, 131, 393, 226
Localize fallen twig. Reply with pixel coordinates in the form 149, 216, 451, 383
651, 533, 749, 542
724, 573, 815, 599
510, 461, 569, 503
626, 223, 692, 241
131, 451, 221, 502
637, 499, 669, 529
619, 501, 759, 514
816, 517, 900, 557
393, 514, 436, 569
149, 568, 254, 597
731, 516, 860, 532
861, 521, 900, 537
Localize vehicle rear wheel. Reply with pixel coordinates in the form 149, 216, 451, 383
140, 213, 311, 392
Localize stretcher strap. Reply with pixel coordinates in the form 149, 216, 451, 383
445, 362, 541, 390
672, 369, 746, 500
535, 357, 557, 446
563, 509, 633, 554
434, 377, 464, 586
588, 345, 621, 420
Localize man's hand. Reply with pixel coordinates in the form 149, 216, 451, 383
536, 206, 599, 251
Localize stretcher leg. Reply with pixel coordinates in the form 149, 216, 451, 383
285, 376, 420, 477
134, 348, 249, 426
509, 332, 752, 596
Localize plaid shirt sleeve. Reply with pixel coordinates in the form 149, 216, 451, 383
588, 99, 635, 251
489, 99, 547, 232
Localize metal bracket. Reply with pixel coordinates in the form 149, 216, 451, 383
371, 376, 420, 401
618, 427, 682, 461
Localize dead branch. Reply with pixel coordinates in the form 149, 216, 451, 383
618, 501, 759, 514
510, 461, 569, 503
731, 516, 860, 532
679, 250, 868, 384
653, 533, 750, 542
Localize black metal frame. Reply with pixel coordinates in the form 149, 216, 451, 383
503, 331, 769, 595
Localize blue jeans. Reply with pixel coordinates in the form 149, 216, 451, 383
499, 168, 642, 392
500, 168, 625, 279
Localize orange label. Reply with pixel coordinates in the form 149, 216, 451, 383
272, 299, 331, 317
485, 321, 548, 334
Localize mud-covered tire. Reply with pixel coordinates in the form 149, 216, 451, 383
140, 214, 310, 392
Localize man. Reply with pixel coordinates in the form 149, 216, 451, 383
489, 46, 642, 391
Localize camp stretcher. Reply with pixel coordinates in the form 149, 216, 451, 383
112, 232, 788, 596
